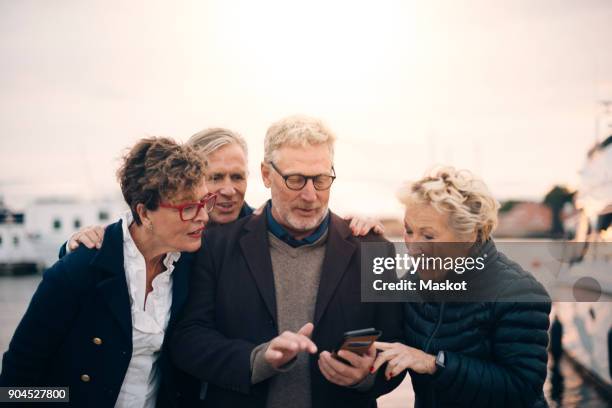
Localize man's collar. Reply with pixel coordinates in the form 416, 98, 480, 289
265, 200, 330, 248
239, 202, 254, 218
207, 201, 254, 228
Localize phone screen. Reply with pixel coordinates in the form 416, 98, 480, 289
332, 328, 382, 365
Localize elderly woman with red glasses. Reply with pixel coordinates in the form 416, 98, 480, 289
0, 137, 215, 408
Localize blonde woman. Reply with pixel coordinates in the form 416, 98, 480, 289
373, 167, 551, 408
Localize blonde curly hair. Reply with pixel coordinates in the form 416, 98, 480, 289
397, 166, 500, 241
117, 137, 206, 225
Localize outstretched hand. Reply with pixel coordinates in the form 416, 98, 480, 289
265, 323, 318, 369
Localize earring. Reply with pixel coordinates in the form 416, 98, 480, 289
147, 222, 154, 232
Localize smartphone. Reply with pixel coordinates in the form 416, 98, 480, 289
332, 328, 382, 365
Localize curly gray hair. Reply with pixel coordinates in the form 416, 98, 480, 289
397, 166, 500, 240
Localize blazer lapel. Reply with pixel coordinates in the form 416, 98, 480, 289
314, 214, 356, 326
239, 213, 278, 325
91, 221, 132, 341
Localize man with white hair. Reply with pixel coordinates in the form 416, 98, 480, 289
170, 115, 404, 408
61, 127, 381, 252
187, 127, 253, 224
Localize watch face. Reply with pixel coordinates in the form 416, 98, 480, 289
436, 351, 445, 367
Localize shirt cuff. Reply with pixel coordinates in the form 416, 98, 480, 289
250, 341, 297, 384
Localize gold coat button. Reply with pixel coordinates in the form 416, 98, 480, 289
92, 337, 102, 345
81, 374, 91, 382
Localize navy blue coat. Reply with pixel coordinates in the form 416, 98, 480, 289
404, 239, 551, 408
0, 220, 199, 407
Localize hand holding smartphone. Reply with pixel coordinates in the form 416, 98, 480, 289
332, 328, 382, 365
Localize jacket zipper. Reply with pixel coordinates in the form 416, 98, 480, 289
423, 302, 445, 408
424, 302, 445, 353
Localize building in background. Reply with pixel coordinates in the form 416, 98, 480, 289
0, 196, 125, 273
0, 199, 37, 274
496, 201, 553, 238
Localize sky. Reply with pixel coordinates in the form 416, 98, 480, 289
1, 0, 611, 218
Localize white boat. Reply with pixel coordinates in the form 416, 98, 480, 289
0, 196, 125, 273
23, 197, 125, 268
553, 132, 612, 390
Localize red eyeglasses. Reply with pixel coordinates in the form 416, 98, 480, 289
159, 193, 217, 221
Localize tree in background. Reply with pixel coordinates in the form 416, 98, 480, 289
543, 185, 575, 238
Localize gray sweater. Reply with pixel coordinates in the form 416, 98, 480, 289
250, 231, 327, 408
249, 231, 374, 408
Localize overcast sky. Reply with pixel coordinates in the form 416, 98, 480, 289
1, 0, 611, 217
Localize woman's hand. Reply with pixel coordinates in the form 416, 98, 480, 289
372, 341, 437, 378
343, 214, 385, 236
252, 203, 266, 216
68, 225, 105, 250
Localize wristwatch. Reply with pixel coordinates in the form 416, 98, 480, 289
435, 350, 446, 369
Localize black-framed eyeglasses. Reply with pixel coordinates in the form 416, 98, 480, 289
268, 162, 336, 191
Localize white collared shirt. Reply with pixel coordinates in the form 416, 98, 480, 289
115, 211, 181, 408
